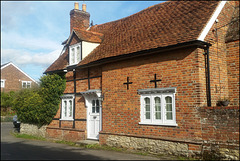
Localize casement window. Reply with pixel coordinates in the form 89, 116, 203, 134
69, 42, 81, 65
22, 81, 31, 88
1, 79, 5, 88
138, 88, 177, 126
60, 95, 74, 120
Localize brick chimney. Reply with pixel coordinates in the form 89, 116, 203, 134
70, 2, 90, 32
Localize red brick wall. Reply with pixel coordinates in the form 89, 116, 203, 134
204, 1, 237, 106
226, 40, 239, 106
1, 64, 38, 93
101, 47, 204, 141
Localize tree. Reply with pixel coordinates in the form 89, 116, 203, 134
12, 74, 66, 127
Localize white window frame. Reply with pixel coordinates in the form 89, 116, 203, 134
69, 42, 81, 65
1, 79, 6, 88
60, 94, 75, 121
138, 88, 177, 126
22, 81, 31, 88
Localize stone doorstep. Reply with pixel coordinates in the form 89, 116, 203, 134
76, 139, 99, 146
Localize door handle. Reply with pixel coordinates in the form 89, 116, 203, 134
93, 116, 97, 119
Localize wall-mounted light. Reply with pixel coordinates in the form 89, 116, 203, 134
99, 94, 104, 101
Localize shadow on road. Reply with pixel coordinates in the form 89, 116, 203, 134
1, 140, 107, 160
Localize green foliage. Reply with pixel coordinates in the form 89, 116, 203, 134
12, 133, 46, 141
12, 74, 66, 127
1, 91, 16, 108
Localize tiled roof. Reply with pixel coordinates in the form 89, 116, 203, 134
79, 1, 219, 66
45, 1, 219, 73
73, 27, 103, 43
45, 49, 68, 73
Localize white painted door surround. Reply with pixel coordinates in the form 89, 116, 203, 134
81, 89, 102, 140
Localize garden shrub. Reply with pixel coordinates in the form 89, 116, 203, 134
1, 91, 16, 108
12, 74, 66, 127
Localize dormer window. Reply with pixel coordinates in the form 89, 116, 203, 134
69, 42, 81, 65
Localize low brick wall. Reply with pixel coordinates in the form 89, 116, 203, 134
46, 126, 86, 142
20, 123, 47, 138
199, 106, 239, 160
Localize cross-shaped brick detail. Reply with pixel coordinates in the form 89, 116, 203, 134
150, 74, 162, 88
123, 77, 133, 90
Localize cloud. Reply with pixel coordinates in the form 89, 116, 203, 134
1, 30, 61, 50
1, 1, 34, 32
1, 48, 61, 68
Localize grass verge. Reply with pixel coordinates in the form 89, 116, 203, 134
11, 132, 47, 141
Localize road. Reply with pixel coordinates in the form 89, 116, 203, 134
1, 122, 178, 160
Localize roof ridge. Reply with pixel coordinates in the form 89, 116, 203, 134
73, 27, 103, 36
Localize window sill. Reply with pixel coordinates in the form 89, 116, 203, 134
139, 122, 178, 127
60, 118, 74, 121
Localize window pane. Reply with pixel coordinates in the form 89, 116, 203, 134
92, 100, 95, 113
76, 46, 80, 62
64, 101, 67, 117
27, 82, 31, 88
69, 100, 72, 117
96, 100, 99, 113
165, 96, 173, 120
146, 112, 150, 119
165, 96, 172, 103
1, 80, 4, 87
155, 112, 161, 119
144, 97, 150, 119
71, 48, 75, 64
22, 82, 26, 88
145, 104, 150, 111
166, 104, 172, 111
155, 97, 161, 111
154, 97, 161, 120
166, 112, 173, 120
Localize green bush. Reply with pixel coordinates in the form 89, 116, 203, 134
12, 74, 66, 127
1, 91, 16, 108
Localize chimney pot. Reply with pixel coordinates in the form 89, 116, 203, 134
74, 2, 79, 10
82, 4, 86, 12
70, 2, 90, 33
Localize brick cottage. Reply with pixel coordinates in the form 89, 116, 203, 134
1, 62, 38, 93
44, 1, 239, 159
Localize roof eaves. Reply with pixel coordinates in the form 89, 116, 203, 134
77, 40, 211, 69
198, 1, 226, 41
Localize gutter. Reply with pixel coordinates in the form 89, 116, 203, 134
77, 40, 211, 69
203, 45, 212, 107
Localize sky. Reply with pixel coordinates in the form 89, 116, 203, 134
1, 1, 163, 82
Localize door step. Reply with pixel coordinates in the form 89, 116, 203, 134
76, 139, 99, 146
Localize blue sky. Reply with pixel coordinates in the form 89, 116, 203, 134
1, 1, 163, 82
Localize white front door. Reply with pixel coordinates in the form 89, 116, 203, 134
88, 99, 101, 140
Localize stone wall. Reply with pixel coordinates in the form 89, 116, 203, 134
104, 134, 203, 158
20, 123, 47, 138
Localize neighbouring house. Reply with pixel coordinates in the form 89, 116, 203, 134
44, 1, 239, 159
1, 62, 38, 93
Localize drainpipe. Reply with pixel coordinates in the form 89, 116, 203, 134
204, 45, 211, 107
